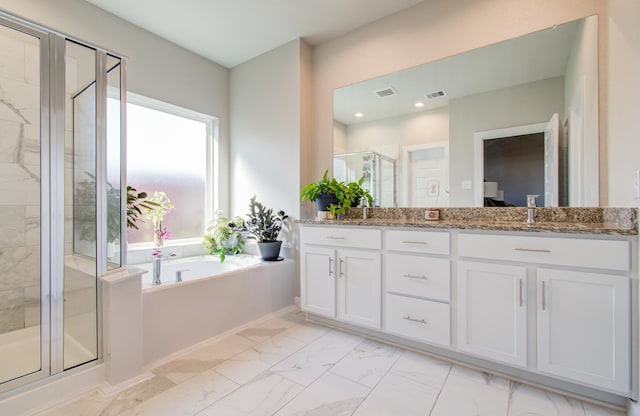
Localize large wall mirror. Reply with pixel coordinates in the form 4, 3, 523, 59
333, 15, 598, 208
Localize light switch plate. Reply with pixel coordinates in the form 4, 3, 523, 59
462, 180, 472, 190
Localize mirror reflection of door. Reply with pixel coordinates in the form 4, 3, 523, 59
402, 142, 449, 207
474, 113, 560, 207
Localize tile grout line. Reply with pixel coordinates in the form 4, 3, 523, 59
346, 344, 405, 415
427, 362, 454, 416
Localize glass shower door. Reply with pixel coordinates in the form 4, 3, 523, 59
0, 22, 45, 384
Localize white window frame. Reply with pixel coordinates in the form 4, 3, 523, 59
126, 92, 218, 252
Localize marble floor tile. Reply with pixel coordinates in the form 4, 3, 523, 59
352, 350, 451, 416
330, 339, 402, 388
195, 371, 304, 416
40, 392, 112, 416
430, 365, 510, 416
215, 334, 307, 385
42, 375, 176, 416
508, 382, 586, 416
236, 311, 305, 343
35, 315, 629, 416
124, 370, 238, 416
153, 357, 226, 385
275, 321, 330, 344
186, 334, 256, 363
388, 350, 452, 387
271, 330, 363, 387
273, 372, 370, 416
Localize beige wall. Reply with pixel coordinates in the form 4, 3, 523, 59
449, 77, 564, 205
310, 0, 605, 215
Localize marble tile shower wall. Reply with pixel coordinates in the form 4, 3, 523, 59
0, 31, 41, 334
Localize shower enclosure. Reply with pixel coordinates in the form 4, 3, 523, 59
0, 13, 126, 392
334, 151, 396, 207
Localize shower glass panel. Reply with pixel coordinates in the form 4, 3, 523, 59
106, 57, 122, 269
334, 151, 396, 207
0, 23, 43, 384
65, 40, 98, 369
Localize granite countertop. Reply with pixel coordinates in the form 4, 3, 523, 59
297, 207, 638, 236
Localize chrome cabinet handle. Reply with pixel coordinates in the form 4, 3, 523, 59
518, 278, 523, 307
403, 274, 428, 280
328, 257, 333, 276
514, 248, 551, 253
402, 240, 427, 245
541, 281, 546, 311
339, 258, 345, 277
402, 315, 427, 324
327, 236, 345, 240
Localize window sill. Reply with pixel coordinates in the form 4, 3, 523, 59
127, 239, 205, 265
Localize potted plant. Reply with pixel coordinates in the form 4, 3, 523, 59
300, 170, 373, 217
246, 196, 288, 260
300, 170, 342, 211
203, 210, 246, 262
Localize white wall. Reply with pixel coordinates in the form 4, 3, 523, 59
607, 0, 640, 412
607, 0, 640, 208
0, 0, 231, 210
310, 0, 604, 216
564, 16, 599, 205
229, 39, 310, 256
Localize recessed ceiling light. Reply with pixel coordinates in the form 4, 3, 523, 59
415, 102, 425, 108
355, 112, 363, 118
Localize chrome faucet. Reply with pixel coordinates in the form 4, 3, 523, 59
361, 197, 369, 220
152, 256, 163, 286
526, 194, 539, 224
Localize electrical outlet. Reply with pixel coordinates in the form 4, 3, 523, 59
635, 170, 640, 199
462, 180, 472, 190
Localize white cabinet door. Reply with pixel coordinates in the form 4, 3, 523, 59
537, 268, 630, 393
300, 246, 336, 318
457, 261, 527, 367
337, 249, 382, 329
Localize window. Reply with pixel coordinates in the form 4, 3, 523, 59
125, 95, 216, 245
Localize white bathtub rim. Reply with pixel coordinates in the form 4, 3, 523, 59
143, 304, 299, 371
141, 257, 293, 293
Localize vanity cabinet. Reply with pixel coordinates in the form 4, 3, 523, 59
457, 261, 527, 367
299, 222, 635, 398
537, 268, 630, 393
300, 226, 382, 329
384, 229, 451, 346
458, 232, 631, 393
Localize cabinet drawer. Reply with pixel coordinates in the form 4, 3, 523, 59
386, 229, 450, 255
301, 226, 381, 249
386, 254, 450, 301
458, 233, 630, 271
385, 294, 450, 347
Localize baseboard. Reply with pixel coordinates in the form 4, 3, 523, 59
97, 371, 155, 397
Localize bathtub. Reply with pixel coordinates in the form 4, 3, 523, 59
139, 254, 296, 365
138, 254, 263, 288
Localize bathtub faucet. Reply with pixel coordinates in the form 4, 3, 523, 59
176, 269, 189, 283
152, 255, 163, 286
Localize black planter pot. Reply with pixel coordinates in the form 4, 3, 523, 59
315, 193, 339, 211
257, 241, 282, 260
